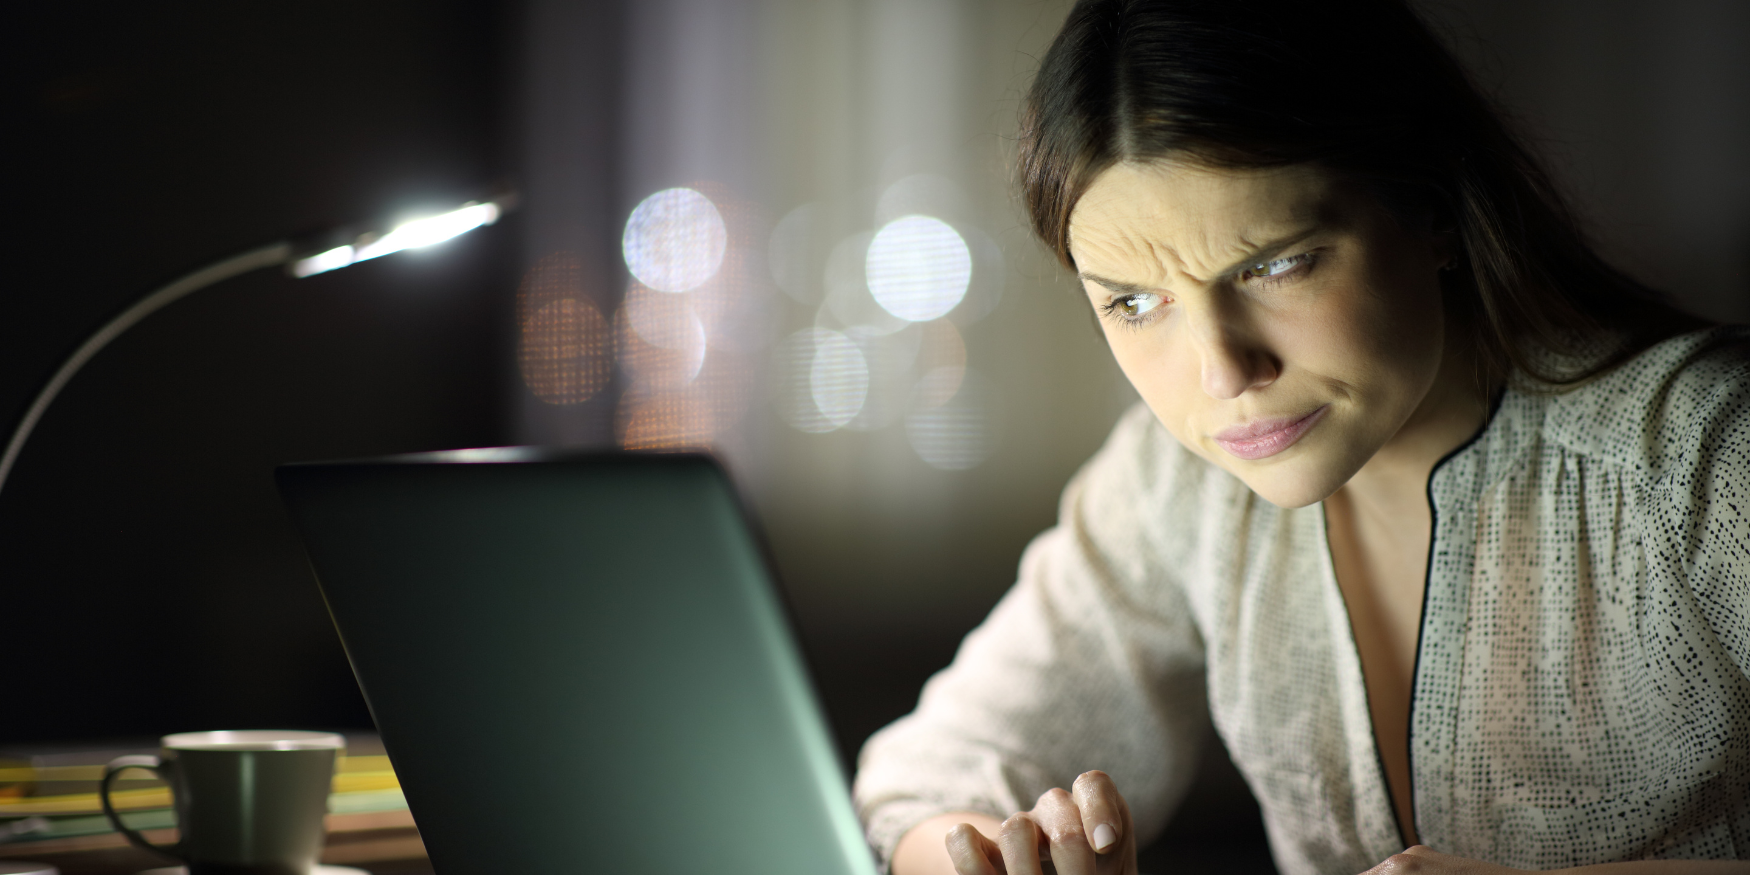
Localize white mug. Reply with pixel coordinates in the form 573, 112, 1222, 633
100, 731, 344, 875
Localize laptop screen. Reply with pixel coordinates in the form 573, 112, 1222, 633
278, 449, 878, 875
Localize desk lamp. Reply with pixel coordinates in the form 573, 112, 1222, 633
0, 194, 515, 502
0, 194, 512, 873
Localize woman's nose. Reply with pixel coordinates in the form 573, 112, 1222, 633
1190, 306, 1278, 400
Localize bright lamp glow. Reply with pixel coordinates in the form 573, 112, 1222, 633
289, 245, 355, 278
357, 203, 500, 261
291, 201, 502, 278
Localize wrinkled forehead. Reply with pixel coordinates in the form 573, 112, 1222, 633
1067, 161, 1344, 274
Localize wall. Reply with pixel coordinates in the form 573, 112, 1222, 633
0, 0, 514, 740
1427, 0, 1750, 323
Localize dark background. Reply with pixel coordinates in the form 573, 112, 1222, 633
3, 1, 1744, 871
2, 0, 515, 736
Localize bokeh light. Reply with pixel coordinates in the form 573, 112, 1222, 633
771, 330, 831, 433
824, 232, 906, 335
845, 325, 920, 431
616, 289, 706, 387
624, 282, 708, 377
522, 299, 613, 405
906, 370, 988, 470
691, 244, 781, 355
866, 215, 971, 322
615, 349, 756, 451
772, 328, 870, 433
949, 226, 1005, 327
810, 330, 870, 428
912, 319, 966, 408
612, 187, 770, 452
768, 203, 824, 305
616, 383, 715, 450
622, 187, 727, 292
517, 251, 613, 405
914, 366, 963, 411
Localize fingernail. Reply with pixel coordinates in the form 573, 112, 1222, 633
1093, 823, 1117, 852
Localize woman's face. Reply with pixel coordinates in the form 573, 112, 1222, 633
1067, 160, 1454, 508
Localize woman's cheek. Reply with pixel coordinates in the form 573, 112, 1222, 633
1108, 331, 1204, 444
1103, 328, 1162, 393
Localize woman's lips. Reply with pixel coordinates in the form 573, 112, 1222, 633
1213, 406, 1329, 461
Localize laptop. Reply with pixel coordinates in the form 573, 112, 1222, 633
276, 448, 879, 875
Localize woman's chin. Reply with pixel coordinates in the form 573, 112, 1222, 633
1243, 479, 1332, 509
1227, 457, 1354, 510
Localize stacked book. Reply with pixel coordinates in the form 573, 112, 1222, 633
0, 735, 411, 851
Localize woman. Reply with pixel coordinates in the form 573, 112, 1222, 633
851, 1, 1749, 873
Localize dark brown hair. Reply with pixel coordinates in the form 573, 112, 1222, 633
1019, 0, 1699, 387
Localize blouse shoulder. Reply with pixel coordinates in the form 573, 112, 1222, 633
1543, 327, 1750, 678
1541, 326, 1750, 478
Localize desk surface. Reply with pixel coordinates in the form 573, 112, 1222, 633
1, 734, 426, 875
5, 816, 429, 875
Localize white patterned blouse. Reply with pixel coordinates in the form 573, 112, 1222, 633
852, 327, 1750, 874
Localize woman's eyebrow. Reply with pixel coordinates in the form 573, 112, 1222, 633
1078, 228, 1320, 294
1077, 273, 1157, 295
1216, 228, 1320, 276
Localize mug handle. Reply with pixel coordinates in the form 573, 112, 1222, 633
101, 755, 184, 862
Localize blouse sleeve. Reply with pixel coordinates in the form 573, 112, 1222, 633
850, 405, 1215, 871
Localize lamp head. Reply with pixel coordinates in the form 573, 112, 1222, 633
289, 195, 513, 278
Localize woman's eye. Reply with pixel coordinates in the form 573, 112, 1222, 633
1239, 253, 1311, 282
1113, 293, 1163, 318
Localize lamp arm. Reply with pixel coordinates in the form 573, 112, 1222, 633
0, 241, 294, 500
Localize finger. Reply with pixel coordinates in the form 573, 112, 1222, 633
1364, 846, 1443, 875
998, 813, 1048, 875
944, 822, 1005, 875
1033, 787, 1098, 875
1071, 771, 1125, 855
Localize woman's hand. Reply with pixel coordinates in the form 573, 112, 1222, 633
945, 770, 1138, 875
1360, 848, 1750, 875
1360, 847, 1521, 875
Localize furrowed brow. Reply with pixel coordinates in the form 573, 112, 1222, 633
1217, 228, 1320, 277
1078, 228, 1321, 294
1077, 273, 1158, 296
